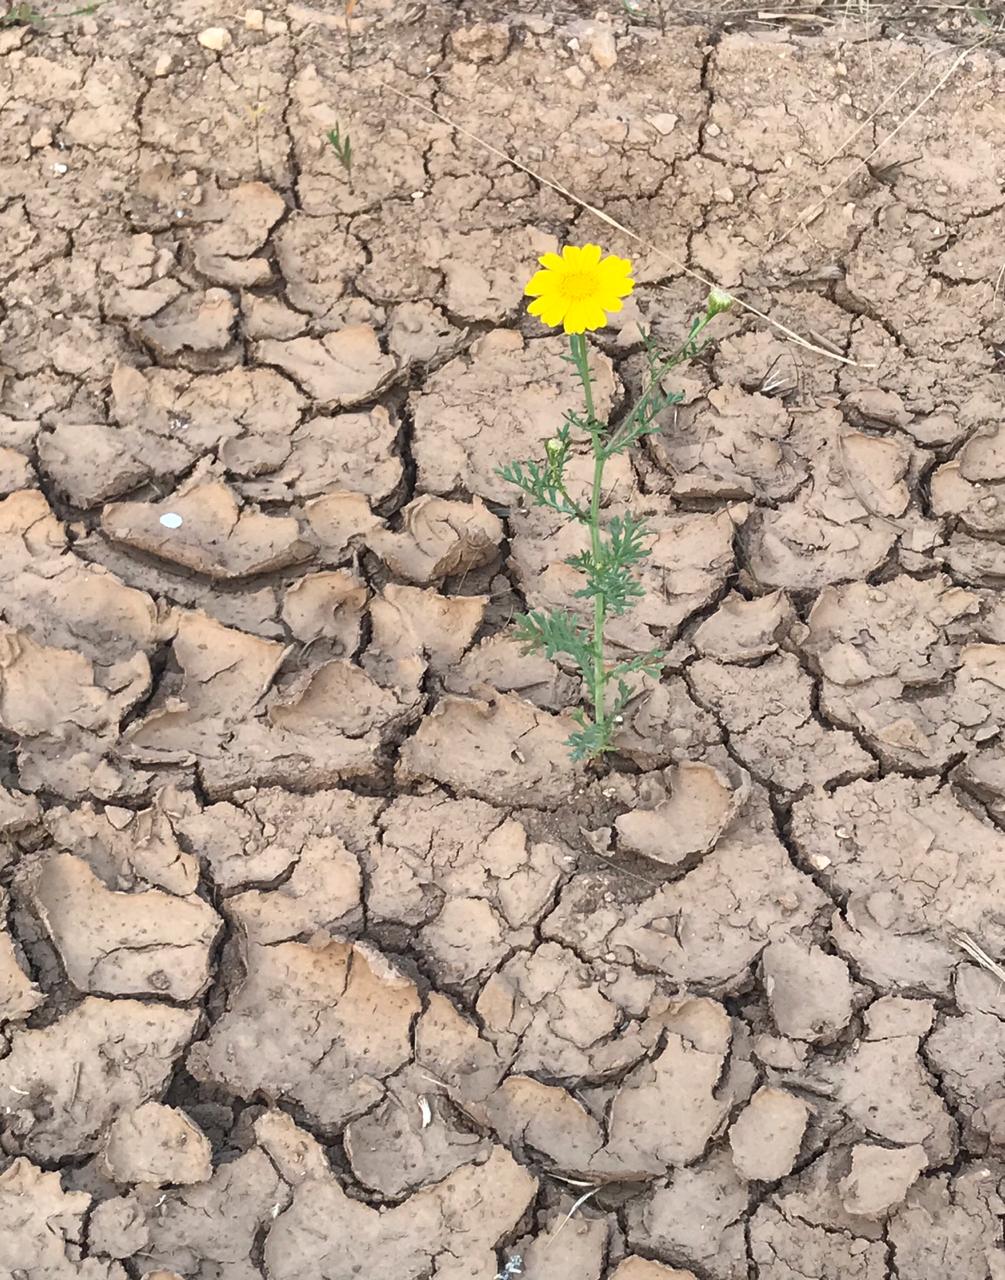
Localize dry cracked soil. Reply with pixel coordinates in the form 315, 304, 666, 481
3, 0, 1005, 1276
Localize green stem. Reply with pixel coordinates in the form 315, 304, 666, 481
603, 315, 712, 459
570, 331, 607, 752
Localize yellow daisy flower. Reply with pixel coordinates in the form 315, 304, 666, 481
525, 244, 635, 335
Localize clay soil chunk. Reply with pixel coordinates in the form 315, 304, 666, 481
187, 938, 420, 1126
101, 481, 313, 580
253, 325, 396, 407
0, 998, 198, 1160
25, 851, 221, 999
761, 939, 855, 1041
101, 1103, 212, 1186
729, 1086, 810, 1182
840, 1143, 927, 1218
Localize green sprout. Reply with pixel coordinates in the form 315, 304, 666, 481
2, 0, 105, 25
325, 124, 353, 186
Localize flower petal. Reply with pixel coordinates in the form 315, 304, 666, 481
562, 301, 602, 333
529, 295, 566, 328
598, 253, 633, 277
524, 268, 555, 298
537, 251, 564, 271
586, 302, 610, 330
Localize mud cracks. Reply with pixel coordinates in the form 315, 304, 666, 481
2, 2, 1005, 1277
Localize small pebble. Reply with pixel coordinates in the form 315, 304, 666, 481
263, 17, 286, 33
30, 126, 52, 148
590, 28, 617, 69
153, 52, 173, 76
52, 162, 68, 175
197, 26, 232, 51
244, 7, 264, 29
159, 512, 184, 529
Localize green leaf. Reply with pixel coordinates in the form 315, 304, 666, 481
567, 512, 655, 616
609, 648, 666, 682
496, 459, 584, 519
513, 609, 592, 671
567, 714, 614, 762
326, 124, 353, 176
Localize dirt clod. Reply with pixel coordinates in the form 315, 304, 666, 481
729, 1086, 810, 1182
101, 1103, 212, 1187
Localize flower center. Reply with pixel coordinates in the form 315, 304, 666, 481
560, 271, 599, 302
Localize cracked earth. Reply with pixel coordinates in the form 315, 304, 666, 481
2, 0, 1005, 1276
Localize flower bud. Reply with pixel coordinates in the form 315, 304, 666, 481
705, 287, 734, 317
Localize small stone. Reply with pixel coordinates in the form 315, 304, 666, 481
153, 52, 174, 76
29, 126, 52, 148
159, 512, 184, 529
52, 163, 68, 175
244, 7, 264, 29
590, 27, 617, 68
450, 21, 511, 64
263, 17, 286, 33
197, 26, 232, 50
705, 121, 721, 137
647, 112, 678, 135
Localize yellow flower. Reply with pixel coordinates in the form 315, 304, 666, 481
525, 244, 635, 335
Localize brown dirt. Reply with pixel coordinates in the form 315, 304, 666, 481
2, 0, 1005, 1276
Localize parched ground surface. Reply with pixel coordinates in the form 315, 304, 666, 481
3, 0, 1005, 1276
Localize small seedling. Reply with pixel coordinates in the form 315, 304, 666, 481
1, 0, 105, 25
620, 0, 667, 34
0, 2, 41, 25
325, 123, 353, 186
500, 244, 731, 763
